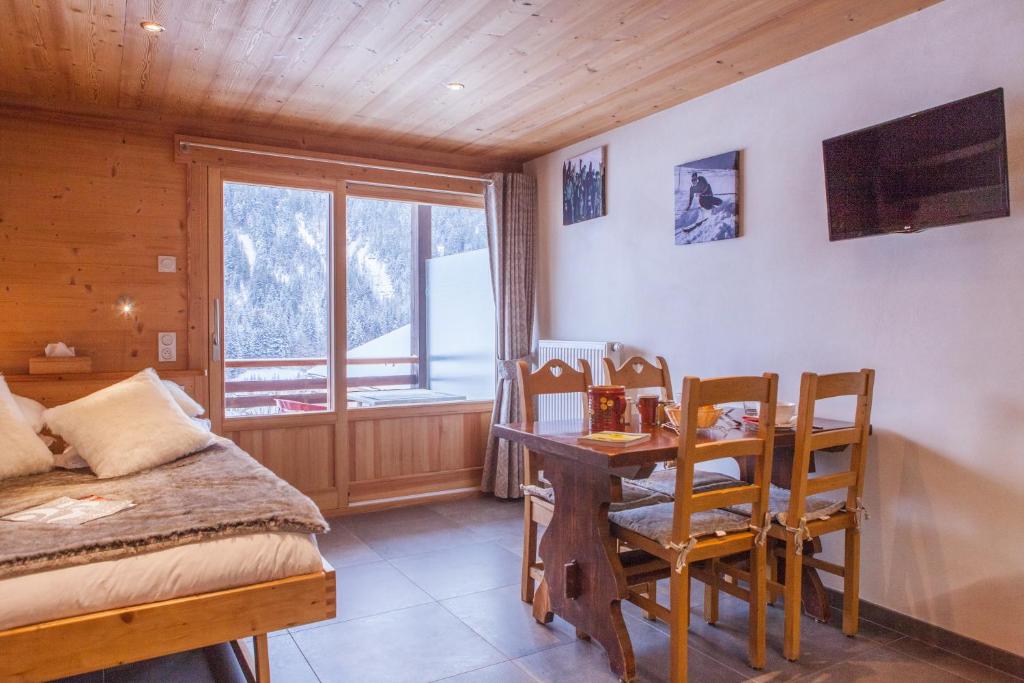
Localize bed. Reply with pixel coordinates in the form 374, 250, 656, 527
0, 375, 336, 683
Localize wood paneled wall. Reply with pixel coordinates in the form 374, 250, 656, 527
347, 402, 492, 505
223, 417, 341, 512
6, 370, 203, 408
0, 112, 492, 512
0, 116, 189, 374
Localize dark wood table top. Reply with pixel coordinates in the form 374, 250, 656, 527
491, 416, 856, 472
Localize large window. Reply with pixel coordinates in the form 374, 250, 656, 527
222, 181, 333, 417
219, 183, 493, 417
346, 196, 494, 407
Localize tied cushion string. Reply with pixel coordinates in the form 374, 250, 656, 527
851, 497, 870, 529
749, 512, 772, 547
669, 516, 772, 574
785, 517, 813, 555
668, 537, 698, 574
786, 498, 872, 555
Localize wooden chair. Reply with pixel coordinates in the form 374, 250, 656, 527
516, 357, 590, 604
602, 354, 673, 400
516, 358, 667, 607
700, 369, 875, 662
605, 351, 740, 524
610, 374, 779, 681
602, 354, 682, 617
776, 369, 875, 660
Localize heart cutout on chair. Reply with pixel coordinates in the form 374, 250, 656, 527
632, 362, 645, 374
549, 365, 563, 378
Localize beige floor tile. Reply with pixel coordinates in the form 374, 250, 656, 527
291, 603, 506, 683
440, 660, 540, 683
441, 583, 575, 658
390, 542, 521, 600
799, 645, 970, 682
292, 559, 433, 631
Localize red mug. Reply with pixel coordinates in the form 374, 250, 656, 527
588, 385, 626, 431
637, 395, 659, 427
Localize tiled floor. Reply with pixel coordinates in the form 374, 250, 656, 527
59, 495, 1020, 682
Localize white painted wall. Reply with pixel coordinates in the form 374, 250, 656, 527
526, 0, 1023, 656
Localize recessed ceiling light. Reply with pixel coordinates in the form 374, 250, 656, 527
140, 20, 165, 33
446, 82, 465, 91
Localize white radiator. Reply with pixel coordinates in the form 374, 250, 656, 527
535, 339, 622, 421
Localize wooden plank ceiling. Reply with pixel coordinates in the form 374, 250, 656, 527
0, 0, 937, 164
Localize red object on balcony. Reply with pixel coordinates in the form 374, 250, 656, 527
274, 398, 328, 413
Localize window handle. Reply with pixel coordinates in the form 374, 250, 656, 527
212, 298, 222, 362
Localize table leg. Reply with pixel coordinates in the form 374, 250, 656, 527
800, 539, 831, 622
535, 455, 636, 683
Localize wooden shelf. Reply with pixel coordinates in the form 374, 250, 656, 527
5, 368, 207, 383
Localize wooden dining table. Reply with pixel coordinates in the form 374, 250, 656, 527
492, 416, 857, 683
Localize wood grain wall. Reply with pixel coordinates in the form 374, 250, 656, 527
348, 402, 491, 504
0, 112, 491, 511
0, 115, 189, 374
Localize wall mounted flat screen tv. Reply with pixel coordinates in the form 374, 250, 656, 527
823, 88, 1009, 241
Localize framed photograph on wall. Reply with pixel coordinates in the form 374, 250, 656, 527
563, 146, 606, 225
674, 150, 739, 245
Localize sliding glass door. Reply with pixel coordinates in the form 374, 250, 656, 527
208, 170, 346, 511
221, 181, 334, 417
205, 167, 491, 511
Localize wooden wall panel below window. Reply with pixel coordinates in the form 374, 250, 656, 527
222, 423, 340, 512
347, 402, 492, 504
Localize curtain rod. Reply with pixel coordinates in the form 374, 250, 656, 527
347, 179, 485, 198
178, 140, 494, 185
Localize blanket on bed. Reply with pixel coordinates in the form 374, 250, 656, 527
0, 438, 328, 580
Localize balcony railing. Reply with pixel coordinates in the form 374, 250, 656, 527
224, 356, 418, 412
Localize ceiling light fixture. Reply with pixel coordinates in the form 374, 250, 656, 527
446, 82, 465, 91
140, 20, 165, 33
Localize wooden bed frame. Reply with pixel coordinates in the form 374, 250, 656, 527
1, 372, 338, 682
0, 560, 336, 682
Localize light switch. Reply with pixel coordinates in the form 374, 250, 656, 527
157, 256, 177, 273
158, 332, 176, 362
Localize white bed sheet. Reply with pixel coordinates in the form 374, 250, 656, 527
0, 531, 323, 630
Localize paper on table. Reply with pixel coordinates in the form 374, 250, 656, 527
579, 431, 652, 445
1, 496, 135, 525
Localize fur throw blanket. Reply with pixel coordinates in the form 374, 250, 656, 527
0, 438, 328, 580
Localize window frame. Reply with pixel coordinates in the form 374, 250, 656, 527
217, 171, 340, 423
344, 184, 492, 411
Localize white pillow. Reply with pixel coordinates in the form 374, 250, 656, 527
0, 377, 54, 480
13, 395, 46, 433
162, 380, 205, 417
44, 369, 213, 479
55, 417, 212, 471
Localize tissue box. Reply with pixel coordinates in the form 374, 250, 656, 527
29, 356, 92, 375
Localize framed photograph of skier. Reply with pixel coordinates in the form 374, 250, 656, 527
674, 150, 739, 245
562, 146, 606, 225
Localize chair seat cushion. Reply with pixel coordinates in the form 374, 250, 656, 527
523, 480, 669, 511
727, 484, 845, 525
627, 468, 742, 498
609, 502, 752, 548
